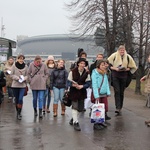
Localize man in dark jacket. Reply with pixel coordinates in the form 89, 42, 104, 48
89, 53, 104, 75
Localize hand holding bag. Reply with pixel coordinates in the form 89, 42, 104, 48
62, 90, 72, 107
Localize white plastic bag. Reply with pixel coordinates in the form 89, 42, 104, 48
84, 88, 94, 109
91, 102, 105, 123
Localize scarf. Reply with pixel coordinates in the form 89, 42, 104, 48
34, 60, 41, 67
48, 64, 55, 68
15, 61, 25, 69
108, 51, 137, 74
97, 68, 106, 75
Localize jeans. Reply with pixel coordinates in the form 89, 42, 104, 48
32, 90, 45, 109
7, 87, 14, 97
43, 88, 51, 109
53, 87, 65, 104
13, 88, 25, 105
112, 77, 127, 109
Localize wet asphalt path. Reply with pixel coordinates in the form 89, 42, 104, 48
0, 89, 150, 150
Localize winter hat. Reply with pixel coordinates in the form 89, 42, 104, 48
48, 55, 54, 61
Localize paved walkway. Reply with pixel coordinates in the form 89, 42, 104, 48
0, 87, 150, 150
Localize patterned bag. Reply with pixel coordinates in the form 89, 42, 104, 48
91, 102, 105, 123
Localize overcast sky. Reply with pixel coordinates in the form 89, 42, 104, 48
0, 0, 71, 40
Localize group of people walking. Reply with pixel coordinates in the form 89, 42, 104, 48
1, 45, 150, 131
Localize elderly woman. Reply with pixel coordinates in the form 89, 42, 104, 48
28, 55, 49, 118
108, 45, 137, 115
11, 54, 28, 120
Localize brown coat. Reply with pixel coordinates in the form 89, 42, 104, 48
69, 67, 88, 101
11, 64, 28, 88
4, 62, 14, 87
28, 62, 49, 90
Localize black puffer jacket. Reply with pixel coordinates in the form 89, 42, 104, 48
50, 67, 68, 90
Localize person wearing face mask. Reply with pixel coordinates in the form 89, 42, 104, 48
50, 59, 68, 117
10, 54, 28, 120
108, 45, 137, 115
28, 55, 49, 119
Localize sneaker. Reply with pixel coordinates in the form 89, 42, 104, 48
74, 122, 81, 131
93, 123, 103, 130
69, 118, 73, 125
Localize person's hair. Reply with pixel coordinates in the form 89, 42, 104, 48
8, 56, 14, 60
104, 59, 109, 64
118, 45, 125, 51
57, 59, 65, 63
96, 59, 105, 68
34, 55, 42, 61
17, 54, 25, 59
79, 51, 87, 57
97, 53, 103, 57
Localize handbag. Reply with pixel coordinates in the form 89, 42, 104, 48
24, 85, 28, 96
91, 75, 104, 103
91, 101, 105, 123
126, 71, 133, 87
62, 91, 72, 107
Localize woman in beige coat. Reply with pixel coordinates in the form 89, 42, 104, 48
11, 54, 28, 120
4, 56, 15, 102
140, 54, 150, 125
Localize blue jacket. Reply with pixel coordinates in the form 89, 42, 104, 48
91, 69, 110, 99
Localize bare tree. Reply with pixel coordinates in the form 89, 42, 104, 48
65, 0, 150, 94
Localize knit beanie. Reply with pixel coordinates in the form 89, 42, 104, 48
48, 55, 54, 61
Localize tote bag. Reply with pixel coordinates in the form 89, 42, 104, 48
91, 102, 105, 123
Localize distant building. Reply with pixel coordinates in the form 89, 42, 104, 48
16, 34, 104, 61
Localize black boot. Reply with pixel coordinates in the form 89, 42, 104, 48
19, 108, 22, 117
17, 108, 22, 120
105, 113, 111, 120
69, 118, 73, 125
74, 122, 81, 131
39, 109, 43, 118
34, 108, 38, 117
